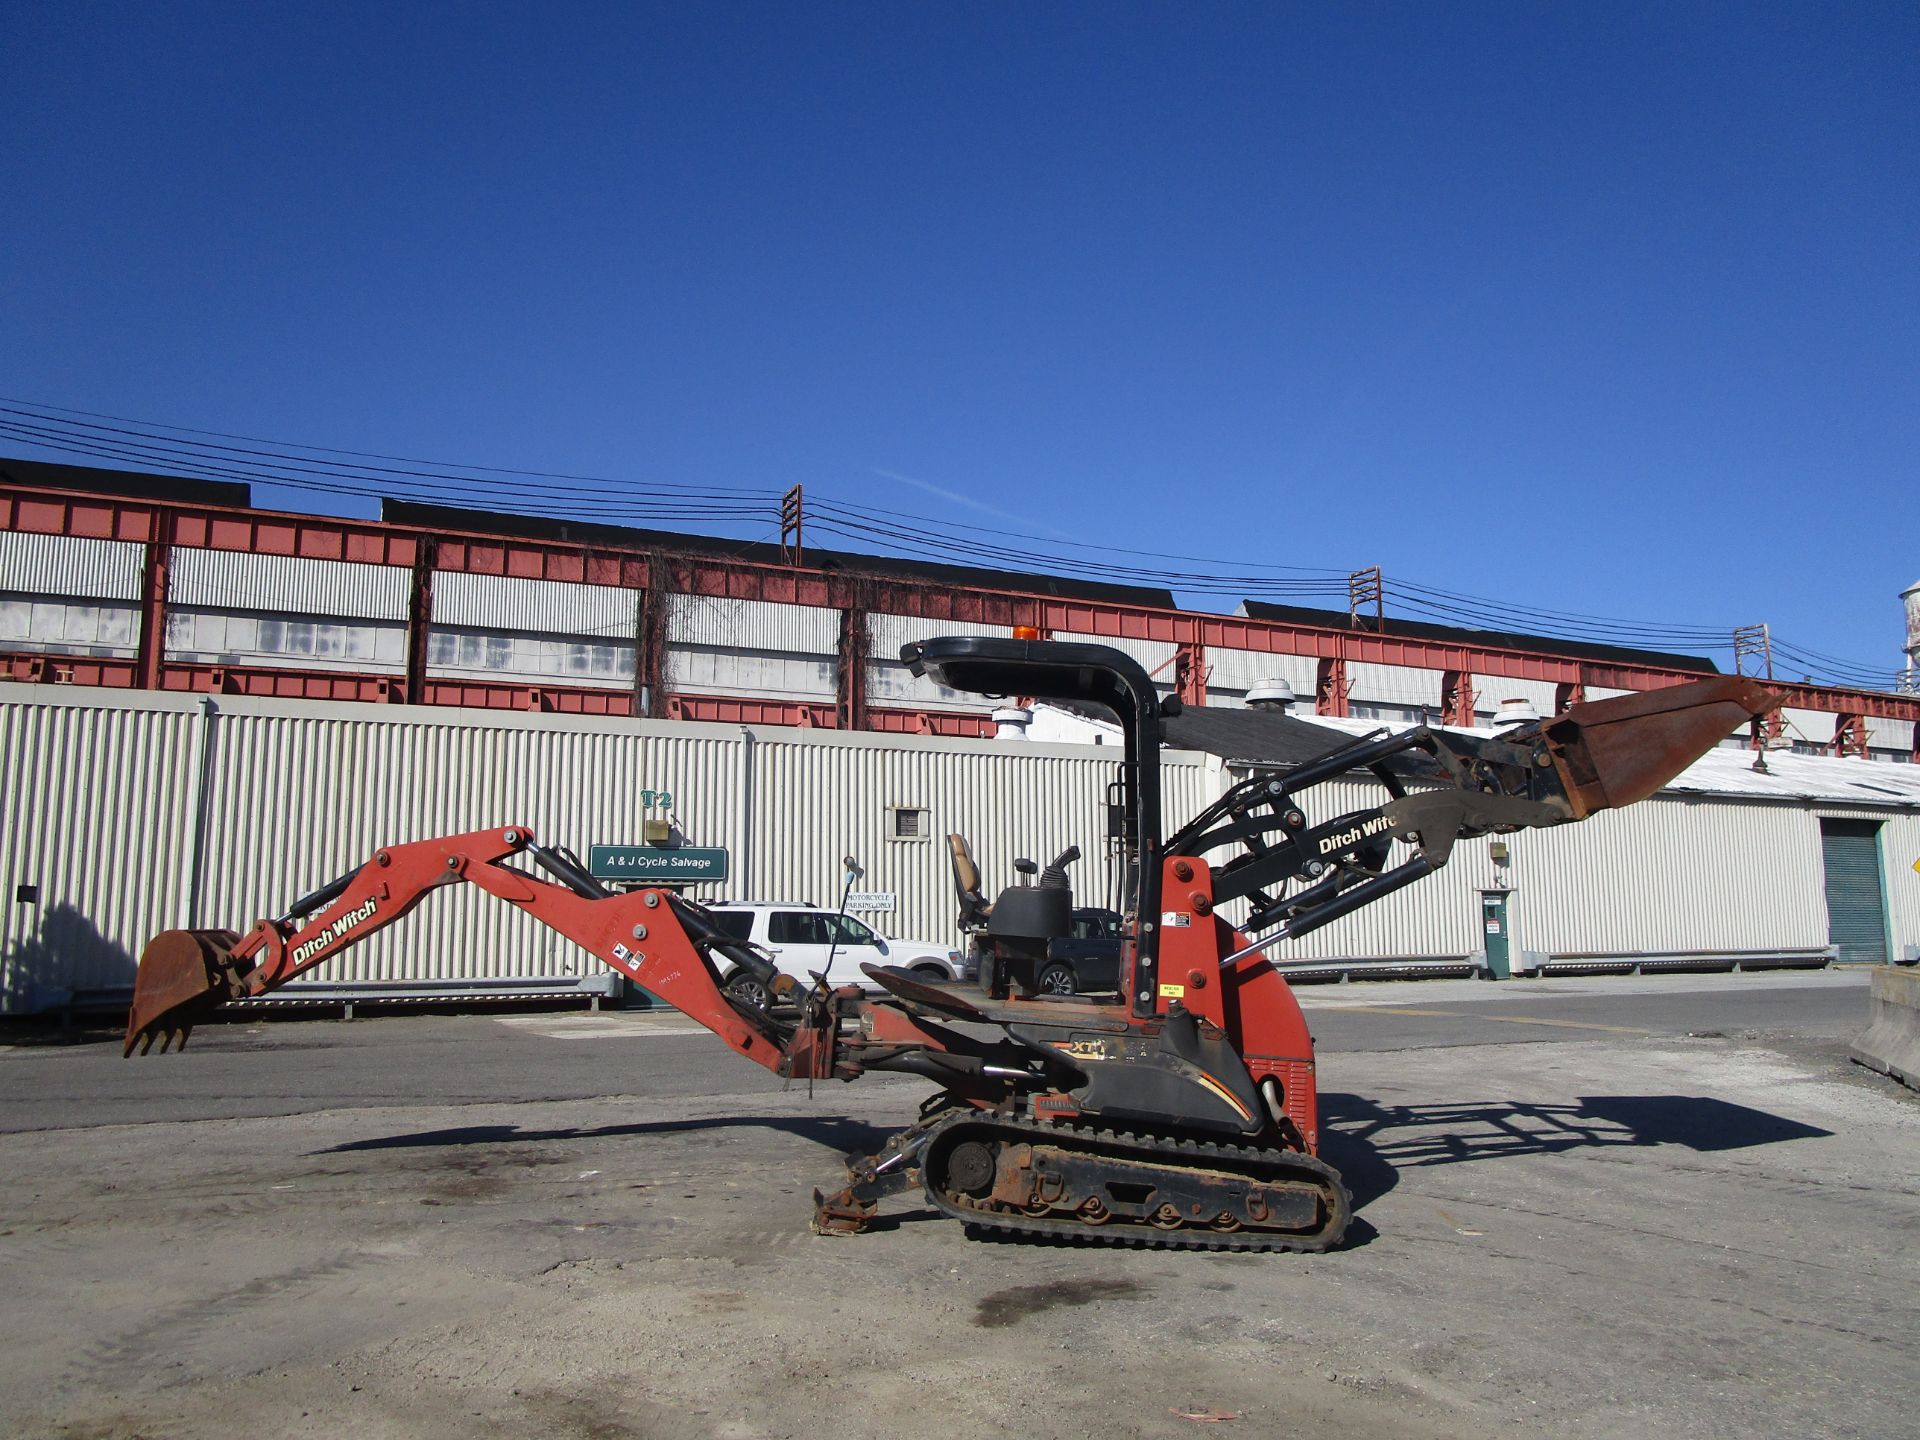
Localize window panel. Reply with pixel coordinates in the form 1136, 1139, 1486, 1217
768, 912, 830, 945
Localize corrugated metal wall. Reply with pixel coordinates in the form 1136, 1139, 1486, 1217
3, 682, 1914, 1010
1054, 630, 1178, 680
1204, 647, 1318, 697
1346, 661, 1443, 708
868, 612, 1012, 656
0, 692, 201, 1009
866, 613, 1015, 710
743, 732, 1212, 943
194, 704, 745, 985
170, 548, 412, 620
1866, 716, 1915, 752
1780, 707, 1839, 746
432, 572, 640, 638
668, 594, 838, 652
1503, 796, 1828, 956
1880, 814, 1920, 957
0, 532, 145, 601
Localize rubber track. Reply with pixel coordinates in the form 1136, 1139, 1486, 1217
923, 1114, 1352, 1254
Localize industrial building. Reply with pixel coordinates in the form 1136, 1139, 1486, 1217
2, 458, 1917, 1012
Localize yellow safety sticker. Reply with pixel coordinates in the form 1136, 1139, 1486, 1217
1158, 983, 1185, 999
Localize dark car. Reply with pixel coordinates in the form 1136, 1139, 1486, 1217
1034, 907, 1125, 996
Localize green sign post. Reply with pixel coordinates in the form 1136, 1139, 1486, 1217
588, 845, 730, 884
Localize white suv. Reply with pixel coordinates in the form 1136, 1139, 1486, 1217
703, 902, 969, 1009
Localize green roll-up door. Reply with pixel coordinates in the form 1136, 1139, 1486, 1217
1820, 819, 1888, 965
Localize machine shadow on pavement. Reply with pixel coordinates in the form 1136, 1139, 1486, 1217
1319, 1092, 1833, 1212
318, 1112, 899, 1159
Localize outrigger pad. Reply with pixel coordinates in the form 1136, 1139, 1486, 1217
1541, 676, 1777, 817
122, 928, 243, 1057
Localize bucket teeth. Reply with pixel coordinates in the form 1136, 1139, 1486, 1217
123, 929, 245, 1058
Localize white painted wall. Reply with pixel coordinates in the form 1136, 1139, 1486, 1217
3, 684, 1915, 1011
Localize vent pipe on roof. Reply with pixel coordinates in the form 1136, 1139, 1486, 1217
992, 705, 1032, 740
1491, 698, 1542, 732
1245, 678, 1295, 712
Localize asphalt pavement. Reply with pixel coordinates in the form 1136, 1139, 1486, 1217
1, 963, 1912, 1440
0, 968, 1875, 1133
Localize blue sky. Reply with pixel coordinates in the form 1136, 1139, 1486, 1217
4, 3, 1915, 685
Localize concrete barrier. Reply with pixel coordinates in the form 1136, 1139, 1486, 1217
1850, 966, 1920, 1091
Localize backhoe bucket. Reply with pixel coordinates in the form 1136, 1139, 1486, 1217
1541, 676, 1777, 819
122, 928, 244, 1057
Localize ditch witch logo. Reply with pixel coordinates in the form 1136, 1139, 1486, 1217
291, 897, 378, 966
1315, 815, 1392, 857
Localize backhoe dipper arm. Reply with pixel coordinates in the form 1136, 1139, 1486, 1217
124, 825, 806, 1068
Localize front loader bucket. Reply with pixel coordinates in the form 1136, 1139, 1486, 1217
1541, 676, 1777, 819
122, 928, 244, 1057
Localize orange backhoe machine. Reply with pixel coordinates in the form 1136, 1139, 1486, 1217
124, 637, 1773, 1252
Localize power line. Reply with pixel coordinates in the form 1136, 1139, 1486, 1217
816, 495, 1354, 579
0, 413, 777, 524
0, 394, 775, 495
2, 398, 1906, 693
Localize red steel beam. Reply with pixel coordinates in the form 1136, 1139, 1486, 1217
4, 652, 139, 687
869, 708, 996, 738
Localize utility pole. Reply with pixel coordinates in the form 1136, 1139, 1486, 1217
780, 485, 804, 566
1732, 623, 1773, 679
1348, 566, 1383, 631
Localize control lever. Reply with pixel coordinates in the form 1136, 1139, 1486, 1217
1039, 846, 1081, 890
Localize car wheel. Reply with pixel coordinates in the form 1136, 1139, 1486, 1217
1035, 961, 1077, 997
724, 970, 773, 1010
910, 963, 949, 982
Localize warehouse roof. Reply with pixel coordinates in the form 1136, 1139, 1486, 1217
382, 500, 1179, 608
1659, 745, 1920, 807
0, 456, 1176, 607
0, 456, 250, 508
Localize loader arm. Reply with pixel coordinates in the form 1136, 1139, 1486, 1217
1164, 673, 1779, 949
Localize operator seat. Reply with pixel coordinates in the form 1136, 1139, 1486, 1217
948, 833, 991, 930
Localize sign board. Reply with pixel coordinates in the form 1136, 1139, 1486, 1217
588, 845, 729, 883
846, 891, 896, 913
